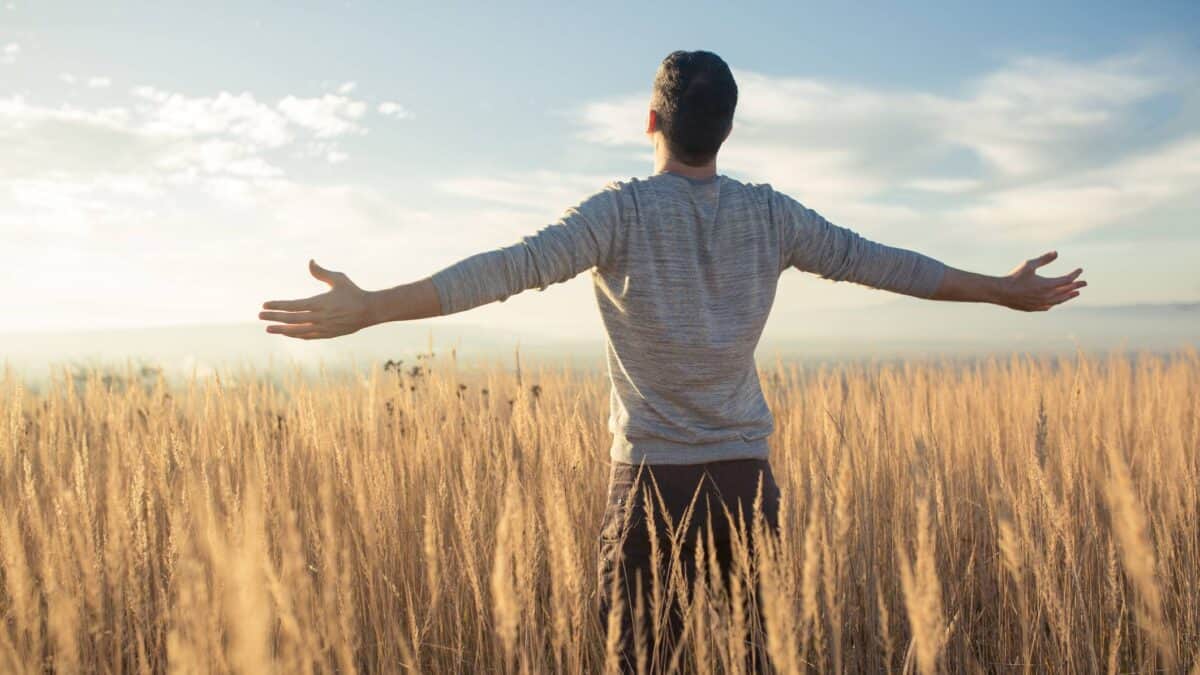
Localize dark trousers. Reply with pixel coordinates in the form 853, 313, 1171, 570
596, 458, 781, 674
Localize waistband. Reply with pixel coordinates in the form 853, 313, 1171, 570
609, 432, 770, 466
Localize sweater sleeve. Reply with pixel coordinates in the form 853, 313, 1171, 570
429, 182, 623, 315
772, 187, 946, 299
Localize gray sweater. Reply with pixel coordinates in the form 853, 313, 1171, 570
430, 172, 947, 464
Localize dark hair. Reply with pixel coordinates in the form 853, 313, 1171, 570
651, 50, 738, 166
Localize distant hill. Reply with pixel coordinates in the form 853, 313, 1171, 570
0, 319, 600, 386
758, 300, 1199, 357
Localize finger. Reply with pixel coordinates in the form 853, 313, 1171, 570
1045, 290, 1081, 307
266, 323, 317, 336
1024, 288, 1078, 311
1051, 283, 1086, 299
262, 295, 322, 311
259, 310, 320, 324
1049, 280, 1087, 294
1028, 250, 1058, 269
1044, 268, 1083, 285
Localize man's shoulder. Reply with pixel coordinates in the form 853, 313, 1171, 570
731, 176, 780, 198
564, 177, 636, 223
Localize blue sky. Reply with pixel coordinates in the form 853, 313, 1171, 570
2, 1, 1199, 342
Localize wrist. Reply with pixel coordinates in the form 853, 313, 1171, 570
363, 288, 389, 327
986, 275, 1012, 306
361, 279, 442, 325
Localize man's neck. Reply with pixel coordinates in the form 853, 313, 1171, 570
654, 155, 718, 181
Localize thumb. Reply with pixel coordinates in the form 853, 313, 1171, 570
1028, 250, 1058, 270
309, 258, 338, 285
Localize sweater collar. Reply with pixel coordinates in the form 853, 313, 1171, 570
657, 170, 719, 186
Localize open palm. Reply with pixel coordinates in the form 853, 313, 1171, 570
1001, 251, 1087, 312
259, 260, 372, 339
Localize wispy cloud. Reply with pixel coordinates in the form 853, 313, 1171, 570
1, 42, 18, 64
0, 80, 411, 247
575, 49, 1198, 242
131, 85, 294, 147
958, 135, 1200, 240
436, 170, 612, 212
278, 94, 367, 138
0, 78, 432, 330
377, 101, 412, 119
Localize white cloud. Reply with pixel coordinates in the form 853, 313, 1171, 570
577, 96, 644, 146
957, 135, 1200, 240
377, 101, 412, 119
277, 94, 367, 137
575, 49, 1198, 241
131, 85, 167, 103
0, 81, 388, 245
939, 54, 1166, 176
0, 95, 133, 137
134, 86, 293, 147
0, 79, 598, 334
1, 42, 18, 64
582, 56, 1170, 182
86, 76, 112, 89
337, 81, 356, 94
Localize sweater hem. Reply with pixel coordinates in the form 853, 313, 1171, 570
609, 432, 770, 465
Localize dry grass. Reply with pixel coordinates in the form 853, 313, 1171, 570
1, 348, 1198, 674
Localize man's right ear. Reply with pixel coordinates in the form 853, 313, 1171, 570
645, 109, 657, 135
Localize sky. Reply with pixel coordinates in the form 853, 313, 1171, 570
2, 1, 1199, 348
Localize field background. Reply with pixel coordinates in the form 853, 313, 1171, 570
1, 348, 1197, 674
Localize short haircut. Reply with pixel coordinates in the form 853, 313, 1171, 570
650, 50, 738, 166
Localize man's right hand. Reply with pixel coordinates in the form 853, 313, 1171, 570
259, 259, 374, 339
997, 251, 1086, 312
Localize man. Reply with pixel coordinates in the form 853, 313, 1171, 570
259, 50, 1085, 672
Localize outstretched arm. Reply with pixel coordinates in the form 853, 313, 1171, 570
259, 184, 622, 339
930, 251, 1085, 311
775, 189, 1086, 311
258, 260, 442, 340
424, 190, 617, 316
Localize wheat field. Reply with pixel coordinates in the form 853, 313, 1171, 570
0, 348, 1197, 674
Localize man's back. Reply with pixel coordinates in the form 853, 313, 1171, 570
430, 171, 946, 464
594, 172, 785, 464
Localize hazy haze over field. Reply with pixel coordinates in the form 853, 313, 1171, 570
4, 302, 1196, 388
